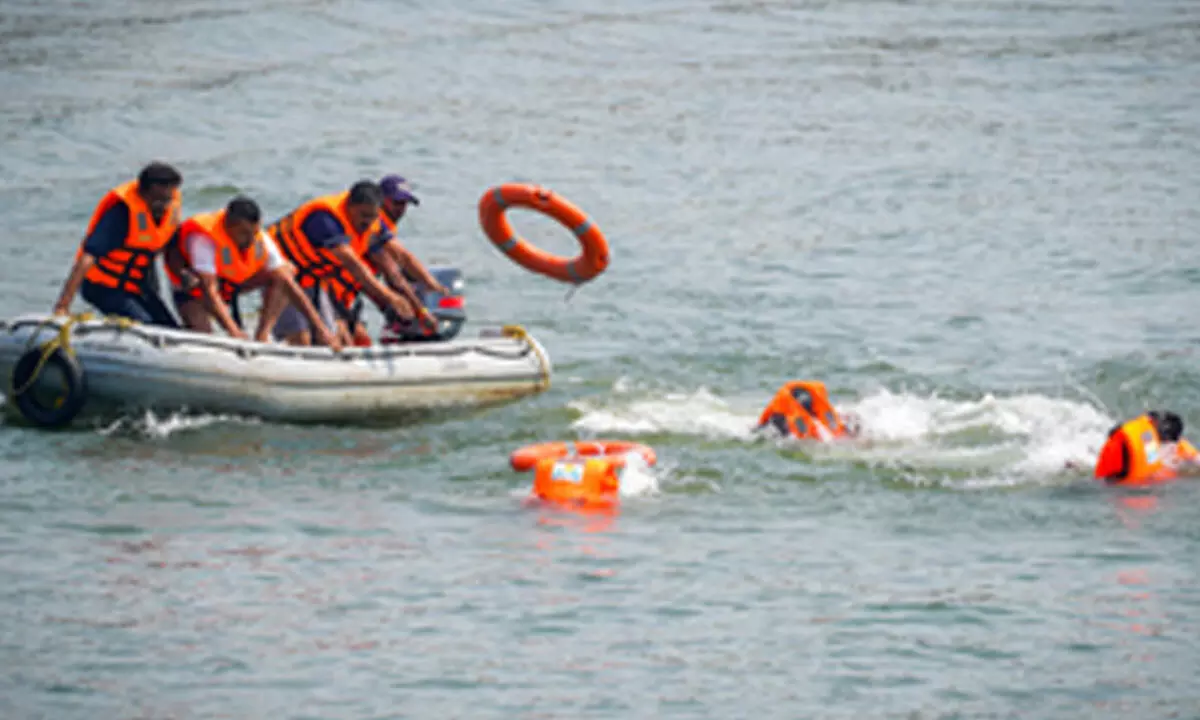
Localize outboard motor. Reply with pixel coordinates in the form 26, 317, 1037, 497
379, 266, 466, 343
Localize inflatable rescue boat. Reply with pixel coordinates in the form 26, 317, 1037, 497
0, 312, 551, 427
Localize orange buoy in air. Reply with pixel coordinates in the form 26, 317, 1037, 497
511, 440, 657, 510
479, 183, 610, 284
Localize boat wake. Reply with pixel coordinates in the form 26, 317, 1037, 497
97, 410, 262, 440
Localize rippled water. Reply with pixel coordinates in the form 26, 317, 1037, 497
2, 0, 1200, 717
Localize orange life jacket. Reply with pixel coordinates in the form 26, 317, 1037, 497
76, 180, 182, 294
1094, 414, 1199, 485
165, 210, 271, 303
324, 208, 396, 309
267, 191, 380, 300
757, 380, 848, 441
378, 211, 397, 234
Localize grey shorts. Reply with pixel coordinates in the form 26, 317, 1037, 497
272, 283, 338, 340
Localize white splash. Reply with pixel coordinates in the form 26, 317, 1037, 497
616, 450, 660, 497
569, 383, 757, 440
567, 379, 1116, 486
98, 409, 260, 439
844, 388, 1113, 478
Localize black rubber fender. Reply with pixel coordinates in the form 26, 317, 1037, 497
10, 345, 88, 428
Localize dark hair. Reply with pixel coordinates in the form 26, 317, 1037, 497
347, 180, 382, 207
225, 195, 261, 224
137, 162, 182, 191
1158, 411, 1184, 442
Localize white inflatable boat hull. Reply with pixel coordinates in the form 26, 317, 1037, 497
0, 314, 551, 424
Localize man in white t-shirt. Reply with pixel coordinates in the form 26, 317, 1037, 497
165, 196, 341, 349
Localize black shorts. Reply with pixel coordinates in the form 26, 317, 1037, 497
332, 295, 364, 329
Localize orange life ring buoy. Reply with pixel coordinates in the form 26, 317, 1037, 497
510, 440, 657, 472
479, 183, 610, 284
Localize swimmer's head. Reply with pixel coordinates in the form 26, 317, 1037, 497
1152, 411, 1184, 442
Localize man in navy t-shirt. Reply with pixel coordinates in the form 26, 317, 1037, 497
53, 163, 183, 326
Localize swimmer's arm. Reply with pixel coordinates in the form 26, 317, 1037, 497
1175, 439, 1200, 470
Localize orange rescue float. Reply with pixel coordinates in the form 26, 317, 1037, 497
479, 183, 610, 284
757, 380, 855, 441
511, 440, 656, 509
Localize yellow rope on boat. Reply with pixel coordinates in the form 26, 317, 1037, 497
9, 312, 134, 397
502, 324, 551, 392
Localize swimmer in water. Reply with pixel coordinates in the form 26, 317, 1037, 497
756, 381, 861, 441
1071, 410, 1200, 483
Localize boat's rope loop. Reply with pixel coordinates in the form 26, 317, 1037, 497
9, 312, 134, 397
502, 324, 551, 391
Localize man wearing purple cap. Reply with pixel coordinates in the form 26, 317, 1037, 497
377, 175, 449, 294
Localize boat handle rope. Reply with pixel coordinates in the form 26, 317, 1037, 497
9, 312, 134, 397
501, 324, 550, 391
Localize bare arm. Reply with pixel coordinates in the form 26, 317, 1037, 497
330, 245, 414, 319
372, 242, 427, 312
387, 240, 447, 294
1174, 438, 1200, 469
58, 205, 129, 314
254, 274, 288, 342
53, 254, 94, 314
198, 275, 246, 339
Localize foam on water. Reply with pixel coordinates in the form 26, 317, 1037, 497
97, 410, 261, 439
615, 451, 660, 498
569, 380, 1116, 486
841, 388, 1115, 487
570, 382, 758, 440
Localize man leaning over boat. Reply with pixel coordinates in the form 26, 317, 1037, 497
53, 162, 183, 326
324, 174, 449, 345
163, 195, 343, 351
266, 180, 418, 347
